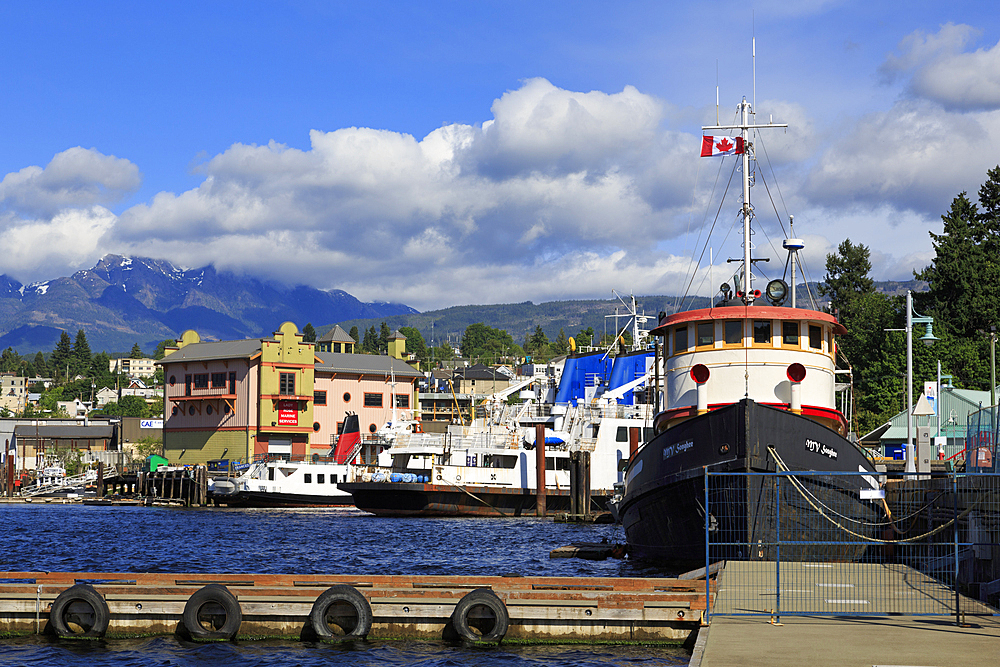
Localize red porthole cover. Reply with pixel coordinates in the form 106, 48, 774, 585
690, 364, 710, 384
787, 363, 806, 383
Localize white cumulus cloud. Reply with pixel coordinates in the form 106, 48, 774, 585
0, 147, 141, 219
880, 23, 1000, 111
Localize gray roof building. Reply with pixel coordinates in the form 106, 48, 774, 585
156, 339, 263, 364
319, 325, 355, 344
314, 352, 423, 378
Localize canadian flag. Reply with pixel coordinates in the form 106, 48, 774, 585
701, 136, 745, 157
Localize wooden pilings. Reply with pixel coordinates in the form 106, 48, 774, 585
569, 451, 592, 518
535, 424, 546, 517
110, 466, 209, 506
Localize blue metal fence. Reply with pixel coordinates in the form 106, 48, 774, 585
704, 470, 1000, 624
967, 406, 997, 472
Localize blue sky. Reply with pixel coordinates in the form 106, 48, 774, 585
0, 1, 998, 310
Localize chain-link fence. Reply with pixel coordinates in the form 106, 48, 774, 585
704, 470, 1000, 623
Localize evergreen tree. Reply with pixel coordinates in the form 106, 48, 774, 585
33, 351, 47, 378
51, 331, 74, 381
302, 323, 317, 343
575, 327, 594, 348
822, 242, 906, 433
915, 168, 1000, 390
552, 328, 569, 356
0, 347, 18, 372
129, 343, 143, 358
398, 326, 427, 362
362, 326, 379, 354
917, 190, 999, 340
379, 322, 391, 355
819, 239, 875, 322
528, 325, 548, 352
90, 352, 116, 391
73, 329, 92, 377
349, 326, 360, 344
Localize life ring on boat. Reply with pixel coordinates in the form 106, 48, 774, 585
309, 585, 373, 641
49, 584, 110, 638
181, 584, 242, 641
450, 588, 509, 644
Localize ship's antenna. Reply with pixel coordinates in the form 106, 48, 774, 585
716, 60, 720, 125
703, 93, 786, 303
710, 247, 714, 306
752, 15, 756, 113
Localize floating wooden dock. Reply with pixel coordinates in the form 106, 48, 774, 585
0, 571, 713, 643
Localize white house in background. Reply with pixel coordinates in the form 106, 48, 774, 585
96, 387, 118, 407
96, 380, 162, 407
56, 398, 91, 417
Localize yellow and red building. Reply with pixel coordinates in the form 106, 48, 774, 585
158, 323, 421, 465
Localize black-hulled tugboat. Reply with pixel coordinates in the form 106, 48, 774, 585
617, 98, 878, 562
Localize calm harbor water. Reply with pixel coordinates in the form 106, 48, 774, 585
0, 505, 690, 666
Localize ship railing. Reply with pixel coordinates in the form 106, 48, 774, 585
249, 452, 349, 466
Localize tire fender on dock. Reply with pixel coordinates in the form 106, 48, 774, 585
308, 584, 373, 641
181, 584, 242, 641
451, 588, 509, 644
49, 584, 111, 639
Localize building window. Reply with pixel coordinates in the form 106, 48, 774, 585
724, 320, 742, 345
169, 376, 176, 386
336, 421, 344, 435
317, 474, 325, 484
697, 322, 714, 347
193, 374, 209, 389
211, 372, 227, 388
279, 372, 295, 395
616, 426, 628, 442
674, 326, 688, 353
334, 343, 342, 353
206, 405, 213, 415
753, 320, 772, 345
171, 406, 178, 416
783, 321, 799, 346
395, 394, 409, 408
314, 390, 327, 405
809, 325, 822, 350
229, 372, 237, 394
364, 392, 382, 407
369, 423, 377, 433
304, 474, 312, 483
343, 392, 351, 403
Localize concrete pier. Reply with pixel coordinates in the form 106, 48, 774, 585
692, 561, 1000, 667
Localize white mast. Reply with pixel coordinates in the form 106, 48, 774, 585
703, 99, 786, 303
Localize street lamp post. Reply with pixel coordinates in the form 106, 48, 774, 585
906, 290, 938, 474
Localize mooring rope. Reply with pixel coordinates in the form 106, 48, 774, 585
765, 446, 987, 544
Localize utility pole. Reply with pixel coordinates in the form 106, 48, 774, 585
991, 326, 996, 409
